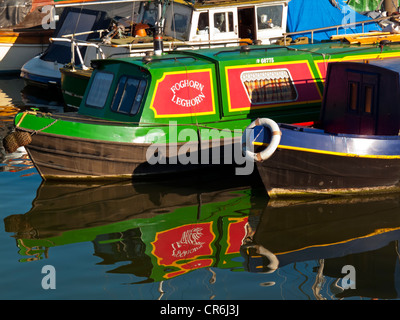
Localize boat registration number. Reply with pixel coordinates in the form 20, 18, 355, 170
257, 58, 274, 64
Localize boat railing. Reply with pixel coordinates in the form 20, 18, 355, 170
61, 29, 109, 39
283, 14, 400, 44
50, 37, 106, 71
171, 39, 253, 50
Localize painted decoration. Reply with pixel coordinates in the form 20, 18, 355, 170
225, 61, 323, 112
150, 69, 216, 118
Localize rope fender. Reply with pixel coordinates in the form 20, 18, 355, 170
3, 111, 58, 154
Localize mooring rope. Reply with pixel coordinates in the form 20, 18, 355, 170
15, 111, 58, 135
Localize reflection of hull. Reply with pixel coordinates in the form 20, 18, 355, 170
254, 195, 400, 265
4, 177, 267, 281
243, 195, 400, 299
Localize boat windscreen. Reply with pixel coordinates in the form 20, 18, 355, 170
40, 8, 110, 64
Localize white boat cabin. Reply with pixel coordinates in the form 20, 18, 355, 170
163, 0, 289, 45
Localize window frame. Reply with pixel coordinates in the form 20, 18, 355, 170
110, 75, 148, 116
85, 71, 114, 109
256, 4, 284, 31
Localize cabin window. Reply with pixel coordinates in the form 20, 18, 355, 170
228, 12, 234, 32
172, 13, 190, 34
197, 12, 209, 34
111, 76, 147, 115
348, 82, 358, 112
364, 85, 373, 113
214, 13, 226, 32
85, 72, 114, 108
257, 5, 283, 29
213, 12, 234, 33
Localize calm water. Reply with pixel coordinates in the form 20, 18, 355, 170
1, 75, 400, 302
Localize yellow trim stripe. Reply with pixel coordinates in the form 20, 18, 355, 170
275, 226, 400, 257
254, 141, 400, 159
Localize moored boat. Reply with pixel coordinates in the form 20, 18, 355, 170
19, 0, 140, 85
244, 59, 400, 198
0, 0, 118, 73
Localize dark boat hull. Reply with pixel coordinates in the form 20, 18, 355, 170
24, 130, 241, 180
257, 147, 400, 198
252, 124, 400, 197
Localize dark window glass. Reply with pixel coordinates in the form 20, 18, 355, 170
111, 76, 147, 115
348, 82, 358, 112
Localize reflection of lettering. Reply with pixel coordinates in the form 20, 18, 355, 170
241, 69, 297, 104
171, 227, 205, 258
171, 80, 206, 108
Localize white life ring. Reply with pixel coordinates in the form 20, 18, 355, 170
242, 118, 281, 162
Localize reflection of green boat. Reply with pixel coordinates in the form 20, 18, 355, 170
4, 177, 267, 282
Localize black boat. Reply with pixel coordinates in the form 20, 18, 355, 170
243, 59, 400, 198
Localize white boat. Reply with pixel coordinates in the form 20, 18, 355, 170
0, 0, 132, 73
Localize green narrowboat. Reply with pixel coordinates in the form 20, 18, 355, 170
5, 40, 400, 180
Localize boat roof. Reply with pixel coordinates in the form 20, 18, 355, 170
96, 40, 400, 71
368, 58, 400, 76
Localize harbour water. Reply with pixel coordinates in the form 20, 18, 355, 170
1, 75, 400, 301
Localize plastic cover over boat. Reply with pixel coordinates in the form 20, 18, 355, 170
287, 0, 381, 42
0, 0, 32, 28
39, 7, 110, 65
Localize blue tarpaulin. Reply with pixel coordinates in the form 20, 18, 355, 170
287, 0, 382, 42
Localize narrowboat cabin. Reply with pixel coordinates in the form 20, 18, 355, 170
245, 59, 400, 198
62, 34, 400, 109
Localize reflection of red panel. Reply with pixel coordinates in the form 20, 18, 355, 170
152, 222, 214, 266
226, 217, 248, 254
150, 69, 216, 118
226, 61, 322, 112
165, 259, 213, 279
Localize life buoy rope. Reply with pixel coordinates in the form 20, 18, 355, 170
242, 118, 281, 162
